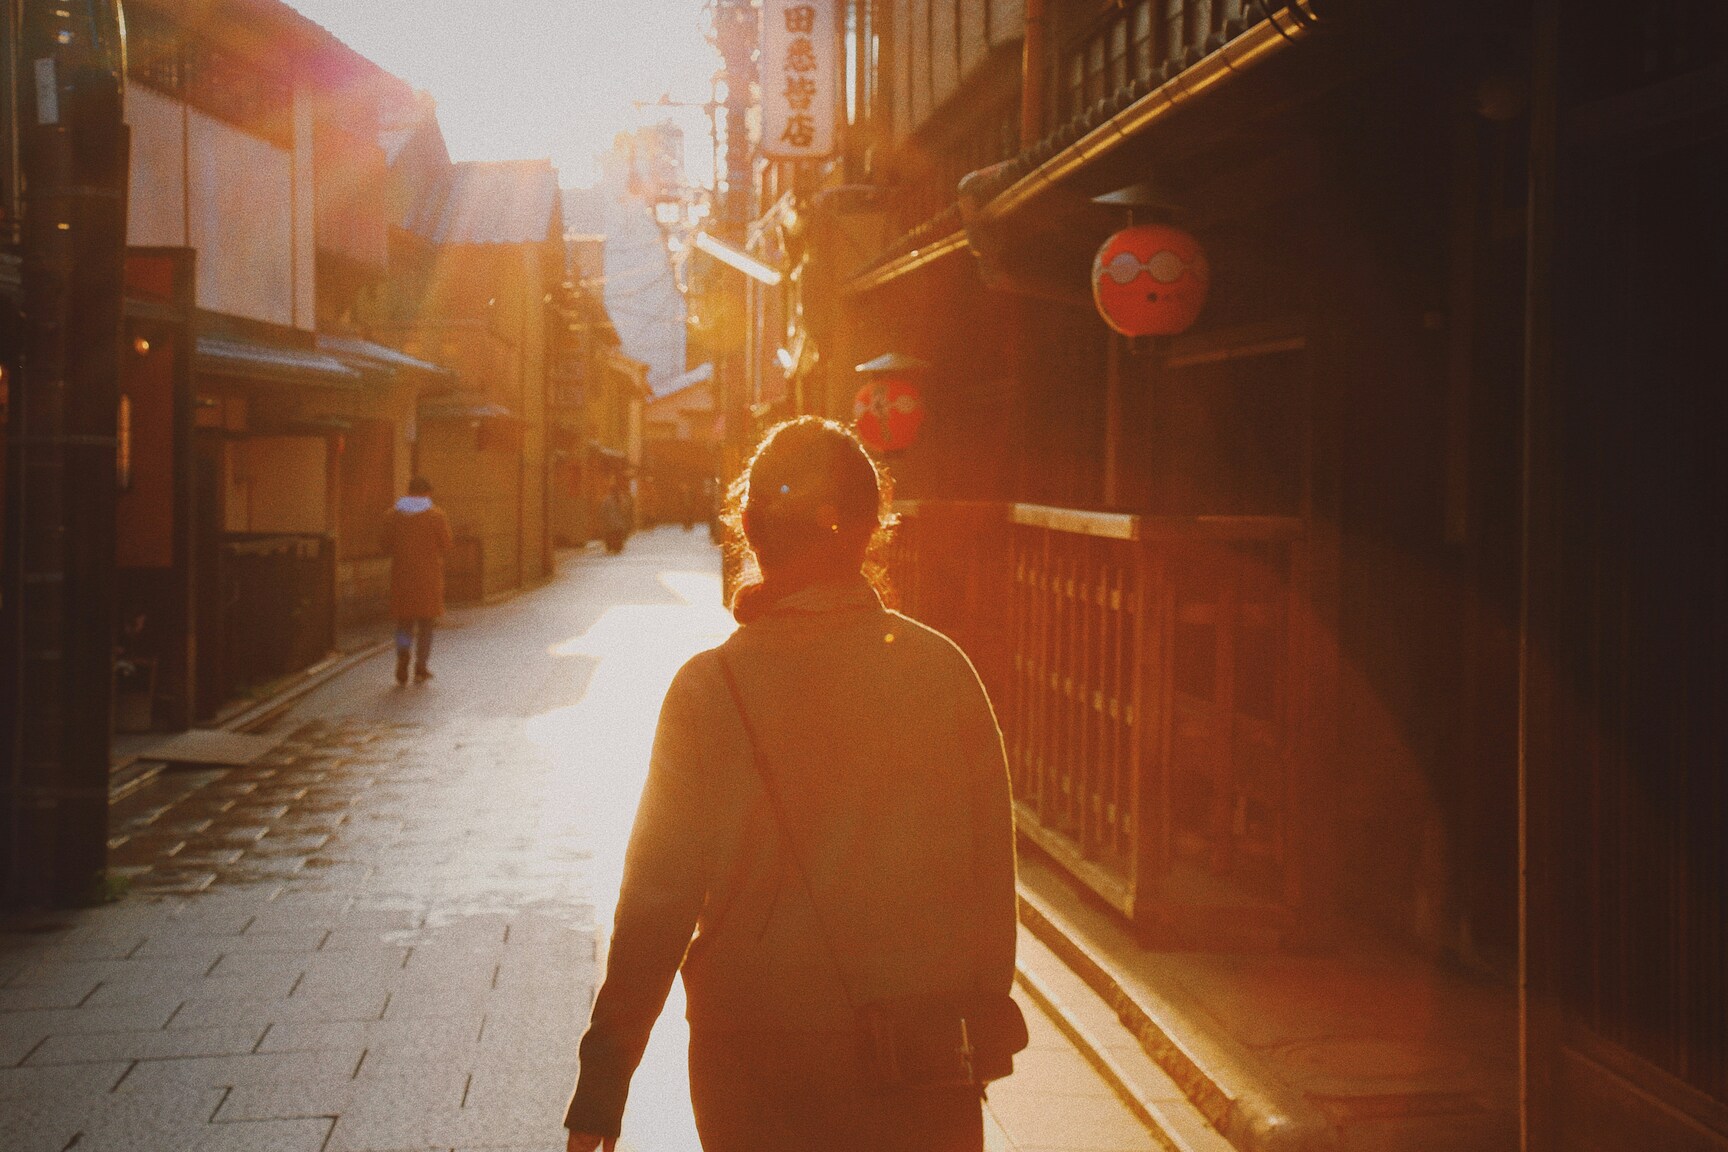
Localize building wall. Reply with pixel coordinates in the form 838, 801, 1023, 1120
519, 249, 550, 584
890, 0, 1025, 141
394, 239, 555, 590
416, 420, 523, 600
126, 87, 187, 248
292, 90, 317, 331
223, 436, 329, 534
116, 336, 180, 570
126, 84, 317, 331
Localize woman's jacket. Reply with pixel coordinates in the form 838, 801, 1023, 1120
565, 576, 1018, 1139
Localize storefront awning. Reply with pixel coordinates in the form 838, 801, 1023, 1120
417, 396, 520, 423
316, 335, 456, 387
196, 333, 361, 389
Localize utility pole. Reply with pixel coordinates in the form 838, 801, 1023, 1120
1, 1, 129, 906
712, 0, 756, 599
714, 0, 755, 453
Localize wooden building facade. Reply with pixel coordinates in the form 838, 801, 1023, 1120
737, 1, 1728, 1147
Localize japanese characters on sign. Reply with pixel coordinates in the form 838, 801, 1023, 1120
761, 0, 838, 160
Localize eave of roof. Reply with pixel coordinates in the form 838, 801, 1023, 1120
196, 333, 361, 389
843, 9, 1312, 296
317, 335, 455, 383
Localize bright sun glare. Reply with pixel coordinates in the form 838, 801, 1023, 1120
526, 566, 733, 1152
285, 0, 721, 186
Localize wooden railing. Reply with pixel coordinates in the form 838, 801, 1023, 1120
888, 502, 1308, 945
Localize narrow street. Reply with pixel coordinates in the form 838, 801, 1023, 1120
1, 528, 1161, 1152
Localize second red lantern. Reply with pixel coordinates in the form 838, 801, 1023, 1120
1091, 223, 1210, 337
853, 377, 925, 454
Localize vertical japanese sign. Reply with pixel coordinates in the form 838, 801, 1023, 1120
761, 0, 839, 160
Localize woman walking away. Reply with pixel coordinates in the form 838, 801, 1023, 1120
565, 417, 1023, 1152
381, 476, 452, 685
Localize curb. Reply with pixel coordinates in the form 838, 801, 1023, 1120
1013, 961, 1178, 1149
1017, 887, 1338, 1152
108, 640, 387, 801
216, 640, 393, 734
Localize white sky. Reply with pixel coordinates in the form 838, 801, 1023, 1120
286, 0, 721, 187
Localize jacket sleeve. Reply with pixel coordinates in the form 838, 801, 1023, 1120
436, 509, 454, 553
565, 655, 715, 1139
961, 664, 1018, 999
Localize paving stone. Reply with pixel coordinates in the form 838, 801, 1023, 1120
324, 911, 427, 937
207, 952, 316, 980
325, 1102, 470, 1152
327, 1097, 564, 1152
400, 948, 506, 979
188, 1116, 337, 1152
133, 870, 220, 894
171, 972, 305, 1002
460, 1063, 579, 1113
27, 1024, 265, 1066
0, 1059, 133, 1100
7, 954, 213, 990
131, 933, 248, 959
0, 994, 186, 1038
112, 1049, 365, 1094
169, 992, 390, 1030
222, 928, 336, 953
475, 1020, 579, 1066
216, 1067, 470, 1123
5, 935, 147, 963
259, 1015, 485, 1055
13, 1086, 227, 1152
1009, 1044, 1122, 1090
0, 1097, 83, 1152
0, 982, 102, 1011
987, 1088, 1164, 1151
0, 1021, 50, 1066
381, 988, 500, 1021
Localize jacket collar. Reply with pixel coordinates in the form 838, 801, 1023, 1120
761, 574, 883, 618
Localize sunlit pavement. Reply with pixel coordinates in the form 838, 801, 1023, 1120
1, 527, 1161, 1152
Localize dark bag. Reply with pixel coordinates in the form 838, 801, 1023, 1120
859, 992, 1029, 1090
715, 651, 1028, 1092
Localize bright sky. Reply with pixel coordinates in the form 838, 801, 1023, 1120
286, 0, 720, 187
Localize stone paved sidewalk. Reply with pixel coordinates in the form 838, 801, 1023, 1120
1, 529, 1163, 1152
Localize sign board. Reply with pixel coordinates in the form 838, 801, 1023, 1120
761, 0, 839, 160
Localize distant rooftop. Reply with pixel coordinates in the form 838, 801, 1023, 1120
406, 159, 561, 247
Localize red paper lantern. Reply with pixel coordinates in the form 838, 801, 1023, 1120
853, 377, 925, 453
1092, 223, 1210, 337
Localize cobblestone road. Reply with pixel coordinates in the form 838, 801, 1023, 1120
1, 528, 1160, 1152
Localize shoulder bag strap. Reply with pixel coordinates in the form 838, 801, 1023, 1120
714, 649, 859, 1011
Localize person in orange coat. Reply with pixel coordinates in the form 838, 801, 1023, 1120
381, 476, 453, 685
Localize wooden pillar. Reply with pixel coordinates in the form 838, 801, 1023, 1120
1518, 1, 1561, 1146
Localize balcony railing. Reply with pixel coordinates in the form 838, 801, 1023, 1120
888, 501, 1309, 945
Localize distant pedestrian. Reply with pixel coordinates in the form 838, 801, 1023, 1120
565, 417, 1024, 1152
381, 476, 452, 685
677, 476, 697, 529
599, 476, 630, 554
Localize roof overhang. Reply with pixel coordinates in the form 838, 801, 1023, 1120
195, 333, 361, 389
